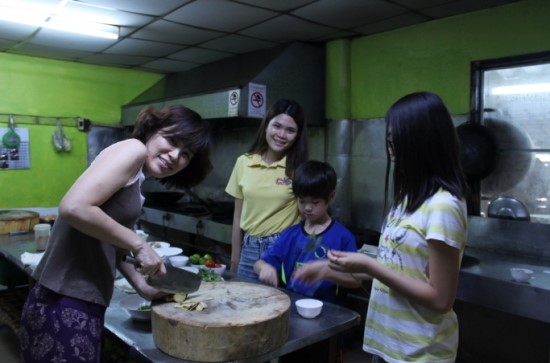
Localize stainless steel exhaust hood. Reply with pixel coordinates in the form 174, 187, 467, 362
121, 42, 325, 126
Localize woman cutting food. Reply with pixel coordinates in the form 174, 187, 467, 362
18, 104, 213, 363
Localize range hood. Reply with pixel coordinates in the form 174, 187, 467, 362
121, 42, 325, 126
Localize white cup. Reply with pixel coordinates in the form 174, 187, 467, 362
510, 267, 533, 283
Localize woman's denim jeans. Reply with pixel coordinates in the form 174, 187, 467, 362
237, 232, 280, 280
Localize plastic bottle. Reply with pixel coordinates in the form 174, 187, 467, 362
34, 223, 51, 251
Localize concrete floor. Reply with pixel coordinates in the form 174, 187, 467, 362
0, 325, 20, 363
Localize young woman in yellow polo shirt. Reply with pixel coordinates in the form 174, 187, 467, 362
225, 99, 308, 279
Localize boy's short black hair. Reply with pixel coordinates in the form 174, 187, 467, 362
292, 160, 337, 201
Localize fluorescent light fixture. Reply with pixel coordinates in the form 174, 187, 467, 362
0, 0, 119, 39
491, 83, 550, 95
535, 153, 550, 163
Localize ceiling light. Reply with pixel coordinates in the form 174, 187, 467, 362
0, 0, 119, 39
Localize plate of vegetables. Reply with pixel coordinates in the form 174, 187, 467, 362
120, 295, 152, 321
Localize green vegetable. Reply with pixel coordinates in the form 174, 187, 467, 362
198, 268, 223, 282
189, 254, 201, 264
137, 304, 151, 311
203, 254, 213, 261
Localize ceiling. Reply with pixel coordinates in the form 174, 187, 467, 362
0, 0, 519, 74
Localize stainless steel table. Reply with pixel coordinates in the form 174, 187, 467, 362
0, 233, 361, 363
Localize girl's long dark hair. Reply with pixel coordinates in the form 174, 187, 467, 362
132, 104, 213, 189
384, 91, 468, 214
247, 99, 308, 178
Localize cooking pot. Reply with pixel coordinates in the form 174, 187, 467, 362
456, 122, 499, 182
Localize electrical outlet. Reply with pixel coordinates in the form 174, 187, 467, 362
77, 118, 91, 131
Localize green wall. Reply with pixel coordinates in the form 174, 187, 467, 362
0, 53, 162, 209
326, 0, 550, 119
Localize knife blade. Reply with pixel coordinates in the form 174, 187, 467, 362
123, 255, 202, 294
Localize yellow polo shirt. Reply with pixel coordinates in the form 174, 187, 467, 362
225, 153, 300, 236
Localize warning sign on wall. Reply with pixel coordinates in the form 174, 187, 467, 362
247, 83, 266, 118
228, 89, 240, 117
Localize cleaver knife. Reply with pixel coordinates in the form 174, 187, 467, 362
123, 255, 202, 294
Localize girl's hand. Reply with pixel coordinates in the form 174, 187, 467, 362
328, 250, 371, 273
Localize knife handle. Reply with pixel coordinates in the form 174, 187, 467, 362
123, 255, 140, 266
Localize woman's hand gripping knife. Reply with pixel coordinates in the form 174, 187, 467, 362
117, 241, 169, 301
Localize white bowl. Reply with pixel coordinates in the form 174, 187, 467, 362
136, 230, 149, 242
149, 241, 170, 249
120, 295, 152, 321
205, 264, 226, 275
295, 298, 323, 318
510, 267, 533, 283
169, 255, 189, 267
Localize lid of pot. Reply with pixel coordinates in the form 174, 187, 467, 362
487, 196, 530, 221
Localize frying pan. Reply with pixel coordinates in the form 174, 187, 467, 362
456, 122, 499, 182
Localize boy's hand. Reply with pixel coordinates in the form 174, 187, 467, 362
292, 259, 327, 284
258, 263, 278, 287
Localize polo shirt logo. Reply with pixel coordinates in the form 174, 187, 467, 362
276, 177, 292, 186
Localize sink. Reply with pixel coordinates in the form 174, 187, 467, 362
461, 254, 480, 268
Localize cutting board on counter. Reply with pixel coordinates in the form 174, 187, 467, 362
152, 281, 290, 362
0, 210, 39, 234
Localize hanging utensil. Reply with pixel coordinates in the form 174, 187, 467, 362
52, 119, 71, 152
2, 115, 20, 149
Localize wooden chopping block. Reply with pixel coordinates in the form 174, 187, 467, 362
0, 210, 39, 234
152, 281, 290, 362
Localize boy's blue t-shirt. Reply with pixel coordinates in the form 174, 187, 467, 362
260, 220, 357, 302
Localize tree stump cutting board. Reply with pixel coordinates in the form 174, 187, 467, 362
0, 210, 39, 234
152, 281, 290, 362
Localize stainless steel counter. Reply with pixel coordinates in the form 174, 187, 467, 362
458, 247, 550, 323
0, 233, 360, 363
3, 232, 550, 359
107, 284, 360, 363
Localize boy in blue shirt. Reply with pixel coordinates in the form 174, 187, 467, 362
254, 160, 361, 303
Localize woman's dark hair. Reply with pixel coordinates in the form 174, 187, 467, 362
384, 91, 468, 214
247, 99, 308, 177
292, 160, 337, 202
132, 104, 213, 189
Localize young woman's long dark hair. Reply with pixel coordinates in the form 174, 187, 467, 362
384, 91, 468, 214
247, 99, 308, 178
133, 104, 213, 189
